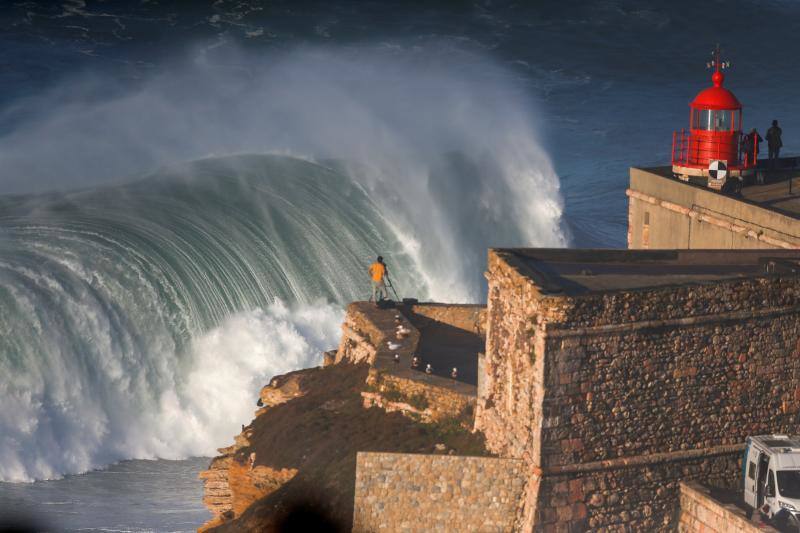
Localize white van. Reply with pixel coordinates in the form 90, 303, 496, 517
744, 435, 800, 529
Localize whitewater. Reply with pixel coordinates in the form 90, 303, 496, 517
0, 48, 567, 483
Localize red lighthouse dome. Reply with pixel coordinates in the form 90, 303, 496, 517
672, 46, 755, 190
691, 71, 741, 110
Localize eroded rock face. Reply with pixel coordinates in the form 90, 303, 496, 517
199, 455, 234, 528
198, 361, 487, 532
228, 462, 297, 518
198, 444, 298, 532
198, 438, 250, 531
198, 304, 489, 532
198, 373, 307, 531
258, 372, 306, 410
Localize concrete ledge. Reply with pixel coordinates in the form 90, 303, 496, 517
627, 188, 800, 249
409, 303, 487, 337
679, 481, 778, 532
628, 166, 800, 250
545, 304, 800, 338
544, 443, 745, 475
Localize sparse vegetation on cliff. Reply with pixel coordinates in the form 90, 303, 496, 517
368, 379, 430, 411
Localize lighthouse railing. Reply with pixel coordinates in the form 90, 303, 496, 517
671, 130, 754, 169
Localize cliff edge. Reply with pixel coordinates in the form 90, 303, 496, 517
199, 353, 487, 531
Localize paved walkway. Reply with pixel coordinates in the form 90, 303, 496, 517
351, 301, 480, 396
404, 310, 482, 386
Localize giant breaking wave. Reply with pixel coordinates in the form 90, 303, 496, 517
0, 47, 566, 481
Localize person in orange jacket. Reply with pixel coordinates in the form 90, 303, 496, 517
368, 256, 388, 305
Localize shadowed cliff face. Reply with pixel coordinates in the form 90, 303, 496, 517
203, 363, 487, 532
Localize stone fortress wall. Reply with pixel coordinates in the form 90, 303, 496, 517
337, 302, 528, 533
339, 252, 800, 533
208, 166, 800, 531
409, 303, 487, 337
352, 452, 524, 533
347, 165, 800, 532
475, 248, 800, 530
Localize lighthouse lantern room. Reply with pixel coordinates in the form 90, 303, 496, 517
672, 45, 755, 191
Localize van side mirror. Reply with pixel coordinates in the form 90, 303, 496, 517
766, 484, 775, 498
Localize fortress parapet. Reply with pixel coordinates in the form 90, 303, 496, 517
476, 248, 800, 530
628, 164, 800, 250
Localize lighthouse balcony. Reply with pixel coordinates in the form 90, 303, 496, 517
671, 129, 760, 191
671, 129, 756, 171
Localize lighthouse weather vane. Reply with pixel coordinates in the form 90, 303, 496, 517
706, 44, 730, 72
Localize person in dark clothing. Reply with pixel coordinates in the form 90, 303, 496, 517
742, 129, 762, 168
741, 131, 754, 166
751, 128, 763, 163
766, 119, 783, 167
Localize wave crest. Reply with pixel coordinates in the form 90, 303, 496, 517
0, 45, 566, 481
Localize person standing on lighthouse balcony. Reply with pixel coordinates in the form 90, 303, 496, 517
766, 119, 783, 168
741, 132, 754, 167
751, 128, 763, 162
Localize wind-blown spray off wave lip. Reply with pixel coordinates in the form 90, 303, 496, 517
0, 45, 567, 482
0, 44, 567, 301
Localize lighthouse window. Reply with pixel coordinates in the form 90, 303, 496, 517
693, 109, 733, 131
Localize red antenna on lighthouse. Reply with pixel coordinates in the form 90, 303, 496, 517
706, 44, 731, 87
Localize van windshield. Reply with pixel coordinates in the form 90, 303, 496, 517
777, 471, 800, 499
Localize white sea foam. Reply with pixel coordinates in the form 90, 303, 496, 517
0, 301, 341, 482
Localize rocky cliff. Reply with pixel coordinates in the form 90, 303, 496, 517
198, 370, 308, 531
198, 361, 487, 532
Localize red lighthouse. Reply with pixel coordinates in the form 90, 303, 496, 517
672, 46, 755, 191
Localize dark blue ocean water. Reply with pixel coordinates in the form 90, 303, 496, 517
1, 1, 799, 531
3, 1, 800, 247
0, 458, 210, 532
